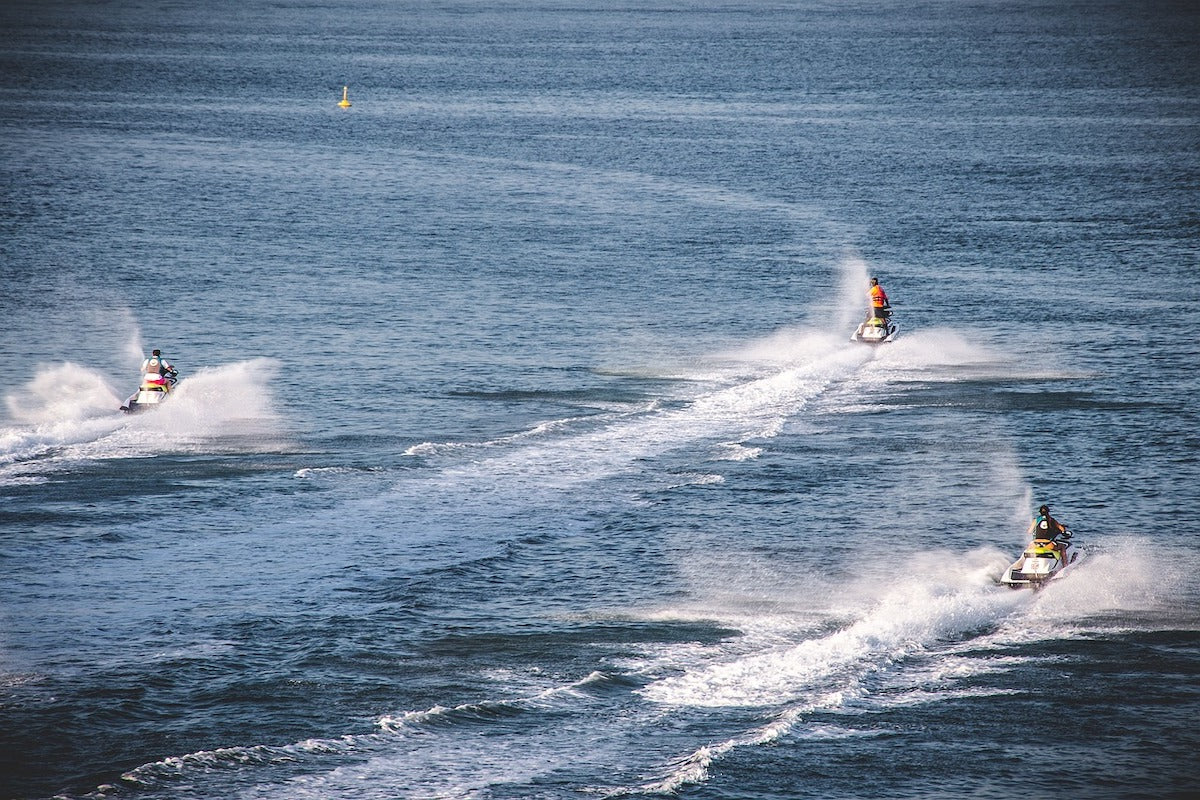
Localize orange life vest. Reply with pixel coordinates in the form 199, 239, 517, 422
870, 284, 888, 308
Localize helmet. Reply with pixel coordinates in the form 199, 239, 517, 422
152, 349, 161, 356
1039, 504, 1049, 515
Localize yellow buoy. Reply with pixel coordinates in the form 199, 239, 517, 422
338, 86, 351, 108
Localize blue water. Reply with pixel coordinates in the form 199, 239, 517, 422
2, 1, 1199, 798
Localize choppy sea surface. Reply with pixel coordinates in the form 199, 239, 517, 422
2, 2, 1199, 798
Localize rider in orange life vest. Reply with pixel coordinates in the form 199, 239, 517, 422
1027, 504, 1068, 557
868, 277, 891, 320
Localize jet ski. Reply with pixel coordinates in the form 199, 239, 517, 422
999, 530, 1077, 589
851, 312, 898, 345
120, 369, 178, 413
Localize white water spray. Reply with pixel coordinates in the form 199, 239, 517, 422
4, 363, 123, 425
0, 358, 288, 482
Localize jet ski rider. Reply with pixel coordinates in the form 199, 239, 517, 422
868, 277, 891, 320
142, 349, 178, 385
1027, 504, 1069, 558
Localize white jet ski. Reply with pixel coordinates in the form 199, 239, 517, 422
120, 369, 178, 413
999, 530, 1077, 589
851, 312, 898, 345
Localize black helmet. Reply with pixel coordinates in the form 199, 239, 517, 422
152, 349, 161, 356
1039, 504, 1049, 515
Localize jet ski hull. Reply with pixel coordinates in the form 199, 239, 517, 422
119, 372, 176, 413
999, 536, 1077, 589
851, 317, 899, 345
121, 390, 169, 413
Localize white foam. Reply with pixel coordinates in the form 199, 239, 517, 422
294, 466, 381, 479
714, 442, 763, 461
664, 472, 725, 489
402, 412, 611, 458
621, 704, 817, 796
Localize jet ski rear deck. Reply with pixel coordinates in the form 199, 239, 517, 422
1000, 533, 1077, 589
851, 314, 898, 345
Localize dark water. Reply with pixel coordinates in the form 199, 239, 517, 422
2, 1, 1199, 798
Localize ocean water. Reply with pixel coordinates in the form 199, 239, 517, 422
2, 1, 1199, 798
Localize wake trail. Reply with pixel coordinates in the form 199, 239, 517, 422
619, 538, 1180, 795
400, 322, 1018, 496
406, 336, 873, 491
393, 253, 1024, 497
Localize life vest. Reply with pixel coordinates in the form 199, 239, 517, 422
143, 356, 174, 377
1035, 514, 1063, 539
870, 285, 888, 308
